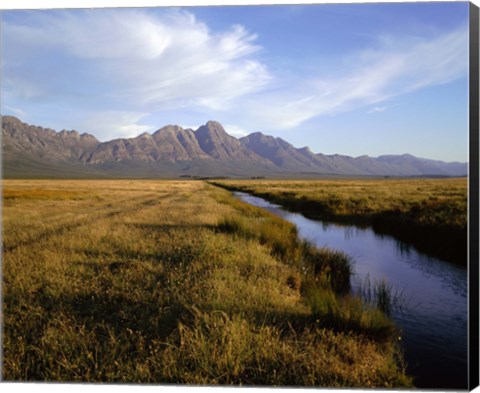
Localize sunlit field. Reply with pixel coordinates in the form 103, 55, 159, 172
212, 178, 467, 265
2, 179, 410, 386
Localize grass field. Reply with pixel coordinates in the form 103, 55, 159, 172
2, 179, 410, 386
212, 178, 468, 265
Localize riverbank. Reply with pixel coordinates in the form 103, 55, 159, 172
211, 178, 467, 266
3, 179, 410, 387
232, 190, 468, 389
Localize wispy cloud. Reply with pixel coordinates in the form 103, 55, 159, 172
2, 105, 27, 119
1, 8, 468, 139
2, 8, 270, 133
74, 111, 152, 141
367, 106, 387, 114
237, 24, 468, 130
223, 124, 250, 137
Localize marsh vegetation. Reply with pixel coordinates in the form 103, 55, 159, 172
229, 184, 468, 389
212, 178, 467, 265
2, 179, 410, 386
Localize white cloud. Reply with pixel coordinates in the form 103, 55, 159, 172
178, 123, 249, 137
179, 124, 201, 131
1, 9, 468, 139
2, 9, 270, 115
239, 25, 468, 130
367, 106, 387, 114
3, 105, 27, 118
223, 124, 250, 137
75, 111, 152, 141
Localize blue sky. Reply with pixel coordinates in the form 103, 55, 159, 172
1, 2, 470, 162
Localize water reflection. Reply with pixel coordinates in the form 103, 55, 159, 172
234, 192, 468, 389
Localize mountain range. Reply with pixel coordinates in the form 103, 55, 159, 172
1, 115, 467, 178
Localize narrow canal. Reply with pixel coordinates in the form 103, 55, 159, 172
234, 191, 468, 389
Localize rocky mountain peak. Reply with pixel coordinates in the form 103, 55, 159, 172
153, 125, 185, 137
194, 121, 267, 162
1, 115, 468, 178
1, 116, 100, 162
80, 132, 97, 140
299, 146, 313, 154
205, 120, 224, 130
59, 129, 80, 139
138, 132, 152, 138
195, 120, 228, 139
245, 132, 274, 143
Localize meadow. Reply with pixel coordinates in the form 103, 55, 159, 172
2, 179, 410, 386
212, 178, 468, 265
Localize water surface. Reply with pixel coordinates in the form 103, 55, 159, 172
234, 192, 468, 389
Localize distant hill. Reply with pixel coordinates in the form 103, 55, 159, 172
1, 115, 468, 178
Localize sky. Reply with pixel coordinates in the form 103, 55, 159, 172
0, 1, 471, 162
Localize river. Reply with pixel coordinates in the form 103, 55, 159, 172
233, 191, 468, 389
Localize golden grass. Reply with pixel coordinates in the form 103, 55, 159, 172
212, 178, 467, 264
2, 179, 411, 386
213, 178, 467, 226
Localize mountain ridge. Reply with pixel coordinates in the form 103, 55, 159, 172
1, 115, 467, 178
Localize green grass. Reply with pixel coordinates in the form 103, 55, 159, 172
2, 179, 411, 386
299, 243, 352, 294
212, 178, 467, 265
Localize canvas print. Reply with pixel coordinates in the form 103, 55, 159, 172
1, 1, 477, 390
